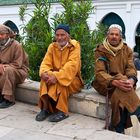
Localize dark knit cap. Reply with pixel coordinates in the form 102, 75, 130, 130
55, 24, 70, 34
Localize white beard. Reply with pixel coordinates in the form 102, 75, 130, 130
0, 38, 11, 50
0, 38, 9, 46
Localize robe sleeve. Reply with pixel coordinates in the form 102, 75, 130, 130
53, 42, 81, 86
94, 50, 114, 88
125, 47, 137, 78
9, 43, 28, 70
39, 44, 53, 76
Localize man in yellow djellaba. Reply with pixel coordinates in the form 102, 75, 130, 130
35, 24, 83, 122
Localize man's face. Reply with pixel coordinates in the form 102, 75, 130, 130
55, 29, 69, 47
0, 33, 9, 46
107, 28, 121, 47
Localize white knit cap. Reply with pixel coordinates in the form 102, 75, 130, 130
108, 24, 122, 32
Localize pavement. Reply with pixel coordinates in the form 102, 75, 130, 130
0, 102, 139, 140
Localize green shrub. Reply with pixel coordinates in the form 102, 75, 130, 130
19, 0, 106, 85
52, 0, 106, 85
19, 0, 52, 81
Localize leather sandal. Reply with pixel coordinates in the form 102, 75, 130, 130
48, 111, 69, 122
35, 109, 50, 121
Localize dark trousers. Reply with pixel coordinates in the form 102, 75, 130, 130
115, 108, 127, 133
115, 106, 140, 133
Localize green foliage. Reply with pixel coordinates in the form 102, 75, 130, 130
19, 4, 27, 22
19, 0, 106, 85
52, 0, 106, 85
19, 0, 52, 81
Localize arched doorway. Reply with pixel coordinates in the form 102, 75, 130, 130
101, 12, 125, 39
134, 23, 140, 56
3, 20, 19, 35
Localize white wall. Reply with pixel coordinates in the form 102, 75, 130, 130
0, 4, 34, 35
0, 1, 140, 49
86, 1, 140, 48
0, 5, 23, 30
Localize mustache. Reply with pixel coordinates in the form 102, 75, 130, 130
111, 39, 118, 41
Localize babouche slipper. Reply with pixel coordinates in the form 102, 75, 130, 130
36, 109, 50, 121
48, 111, 69, 122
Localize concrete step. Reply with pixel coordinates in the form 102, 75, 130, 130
0, 102, 139, 140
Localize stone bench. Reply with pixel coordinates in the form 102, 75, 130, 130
15, 77, 140, 121
15, 79, 107, 120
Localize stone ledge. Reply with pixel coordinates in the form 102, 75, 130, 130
15, 78, 140, 120
69, 88, 107, 120
15, 79, 107, 120
15, 79, 39, 105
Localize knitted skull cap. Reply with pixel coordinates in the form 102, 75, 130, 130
109, 24, 122, 32
55, 24, 70, 34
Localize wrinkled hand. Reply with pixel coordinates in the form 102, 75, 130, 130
46, 75, 57, 85
112, 79, 134, 92
41, 72, 57, 85
41, 72, 49, 82
0, 64, 9, 75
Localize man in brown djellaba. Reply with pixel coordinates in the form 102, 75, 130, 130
92, 24, 140, 134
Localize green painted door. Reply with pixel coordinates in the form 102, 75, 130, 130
101, 12, 125, 39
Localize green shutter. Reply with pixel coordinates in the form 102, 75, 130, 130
135, 24, 140, 55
